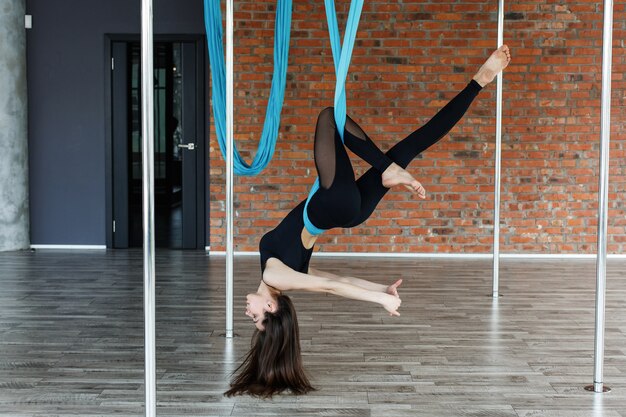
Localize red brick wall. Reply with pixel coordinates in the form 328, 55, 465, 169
208, 1, 626, 254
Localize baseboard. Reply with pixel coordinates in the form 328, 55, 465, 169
206, 250, 626, 259
30, 245, 107, 250
28, 245, 625, 259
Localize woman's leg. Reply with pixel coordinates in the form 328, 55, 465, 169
310, 46, 511, 230
306, 108, 362, 229
344, 80, 483, 228
345, 44, 512, 228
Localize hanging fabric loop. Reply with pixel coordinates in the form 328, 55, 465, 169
325, 0, 365, 141
303, 0, 365, 235
204, 0, 292, 176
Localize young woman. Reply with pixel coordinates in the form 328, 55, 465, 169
226, 46, 511, 397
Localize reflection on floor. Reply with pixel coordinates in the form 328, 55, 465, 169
0, 250, 625, 416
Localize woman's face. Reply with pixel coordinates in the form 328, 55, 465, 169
245, 293, 275, 330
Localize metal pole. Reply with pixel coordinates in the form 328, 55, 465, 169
225, 0, 235, 338
140, 0, 157, 414
492, 0, 504, 298
586, 0, 614, 394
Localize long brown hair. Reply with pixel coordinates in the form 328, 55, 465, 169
225, 294, 314, 397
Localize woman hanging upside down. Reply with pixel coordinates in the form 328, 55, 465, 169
225, 46, 511, 397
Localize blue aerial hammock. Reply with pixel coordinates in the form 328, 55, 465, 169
303, 0, 365, 235
203, 0, 292, 176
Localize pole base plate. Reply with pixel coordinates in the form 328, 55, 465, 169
585, 384, 611, 393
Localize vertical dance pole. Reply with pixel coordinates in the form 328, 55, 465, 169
140, 0, 157, 414
585, 0, 614, 394
492, 0, 504, 298
225, 0, 235, 338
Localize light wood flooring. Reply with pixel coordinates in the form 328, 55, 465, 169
1, 249, 625, 416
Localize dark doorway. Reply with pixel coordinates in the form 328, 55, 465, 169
109, 38, 206, 249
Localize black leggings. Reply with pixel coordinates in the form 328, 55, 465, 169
306, 80, 482, 230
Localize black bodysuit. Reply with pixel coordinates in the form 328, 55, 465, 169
259, 81, 483, 273
259, 201, 313, 273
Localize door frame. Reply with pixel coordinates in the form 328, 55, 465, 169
104, 34, 208, 249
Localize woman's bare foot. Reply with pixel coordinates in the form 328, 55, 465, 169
473, 45, 511, 87
382, 163, 426, 199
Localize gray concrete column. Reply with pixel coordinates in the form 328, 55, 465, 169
0, 0, 29, 251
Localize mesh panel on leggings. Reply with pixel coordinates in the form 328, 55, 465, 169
314, 108, 338, 189
344, 115, 368, 141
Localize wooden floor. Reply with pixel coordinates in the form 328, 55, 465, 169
1, 250, 626, 416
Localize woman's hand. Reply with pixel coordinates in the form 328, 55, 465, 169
380, 293, 402, 316
386, 279, 403, 298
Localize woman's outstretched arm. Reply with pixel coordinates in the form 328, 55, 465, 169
263, 258, 401, 316
307, 267, 402, 297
